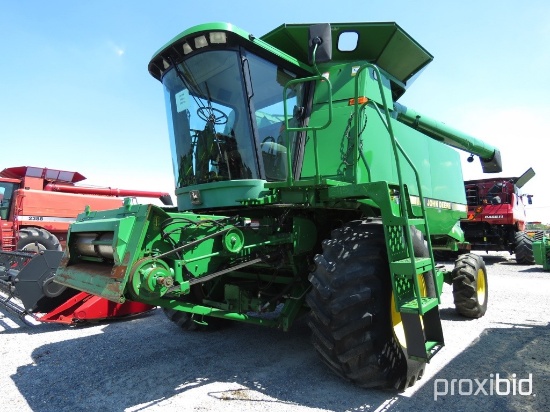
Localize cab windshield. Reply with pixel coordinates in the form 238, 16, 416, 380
161, 48, 304, 187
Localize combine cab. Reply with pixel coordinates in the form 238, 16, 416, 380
457, 168, 536, 264
53, 22, 503, 389
0, 166, 172, 324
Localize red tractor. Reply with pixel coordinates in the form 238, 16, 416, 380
457, 168, 536, 264
0, 166, 173, 324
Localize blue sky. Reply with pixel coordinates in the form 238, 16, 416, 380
1, 1, 549, 222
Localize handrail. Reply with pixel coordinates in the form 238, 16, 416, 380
353, 63, 440, 305
283, 75, 332, 186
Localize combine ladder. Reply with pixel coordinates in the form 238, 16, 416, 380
1, 227, 16, 251
355, 64, 445, 361
384, 189, 444, 361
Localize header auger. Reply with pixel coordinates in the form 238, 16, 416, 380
54, 22, 501, 390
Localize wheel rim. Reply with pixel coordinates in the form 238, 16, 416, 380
21, 243, 46, 253
391, 275, 427, 348
476, 268, 486, 305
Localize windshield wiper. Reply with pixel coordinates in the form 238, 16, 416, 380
168, 56, 206, 111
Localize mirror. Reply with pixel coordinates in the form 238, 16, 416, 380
308, 24, 332, 65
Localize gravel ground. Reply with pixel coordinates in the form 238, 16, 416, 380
1, 252, 548, 412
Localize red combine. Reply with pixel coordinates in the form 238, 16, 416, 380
457, 168, 536, 264
0, 166, 173, 324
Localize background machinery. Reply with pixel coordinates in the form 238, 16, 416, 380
533, 232, 550, 270
0, 165, 173, 324
447, 168, 535, 264
54, 22, 502, 389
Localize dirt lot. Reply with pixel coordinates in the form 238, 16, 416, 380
1, 252, 548, 412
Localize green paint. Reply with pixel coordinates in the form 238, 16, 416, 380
54, 21, 502, 361
533, 237, 550, 270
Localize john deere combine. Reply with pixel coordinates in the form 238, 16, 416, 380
54, 22, 502, 390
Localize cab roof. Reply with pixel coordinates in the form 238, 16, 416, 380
148, 21, 433, 99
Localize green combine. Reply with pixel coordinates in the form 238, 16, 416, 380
54, 22, 502, 390
533, 232, 550, 270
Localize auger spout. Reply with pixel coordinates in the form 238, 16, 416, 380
393, 102, 502, 173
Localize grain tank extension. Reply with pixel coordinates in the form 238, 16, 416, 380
54, 22, 502, 389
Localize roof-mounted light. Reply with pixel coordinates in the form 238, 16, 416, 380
194, 35, 208, 49
182, 42, 193, 54
209, 32, 227, 44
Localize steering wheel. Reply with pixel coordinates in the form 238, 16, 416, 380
197, 107, 228, 125
262, 136, 276, 145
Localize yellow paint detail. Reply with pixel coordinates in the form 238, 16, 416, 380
391, 274, 427, 349
476, 268, 486, 305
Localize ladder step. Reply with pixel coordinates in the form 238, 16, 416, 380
426, 340, 442, 354
390, 257, 433, 276
401, 307, 445, 361
1, 233, 16, 251
399, 296, 439, 314
409, 341, 444, 362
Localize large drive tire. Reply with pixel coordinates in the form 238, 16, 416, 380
451, 253, 488, 318
306, 220, 431, 390
17, 228, 61, 252
514, 231, 535, 265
